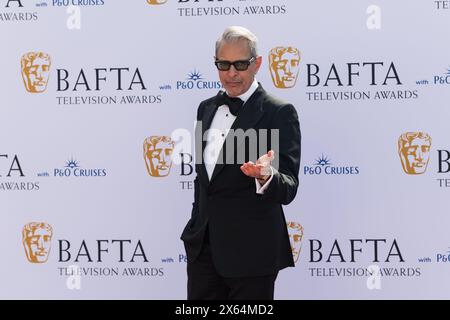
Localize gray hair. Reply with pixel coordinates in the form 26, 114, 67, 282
215, 26, 258, 58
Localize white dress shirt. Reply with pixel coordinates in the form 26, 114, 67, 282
203, 80, 273, 194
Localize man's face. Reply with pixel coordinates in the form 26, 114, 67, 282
400, 137, 431, 174
24, 227, 52, 263
216, 40, 262, 97
269, 48, 300, 88
145, 140, 173, 177
22, 55, 51, 93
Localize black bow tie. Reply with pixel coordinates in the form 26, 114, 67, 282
216, 91, 244, 116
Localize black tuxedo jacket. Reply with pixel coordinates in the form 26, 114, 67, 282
181, 84, 301, 278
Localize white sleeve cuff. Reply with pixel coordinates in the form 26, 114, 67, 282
255, 166, 274, 194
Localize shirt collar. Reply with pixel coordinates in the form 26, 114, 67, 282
225, 79, 259, 105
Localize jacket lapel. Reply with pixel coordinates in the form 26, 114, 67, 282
196, 100, 218, 187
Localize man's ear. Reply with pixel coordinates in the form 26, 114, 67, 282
254, 55, 263, 74
255, 55, 263, 69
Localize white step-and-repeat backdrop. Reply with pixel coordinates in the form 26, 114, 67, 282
1, 0, 449, 299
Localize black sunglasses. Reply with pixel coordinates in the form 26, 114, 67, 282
214, 57, 256, 71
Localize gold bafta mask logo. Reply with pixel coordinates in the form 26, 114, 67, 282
22, 222, 53, 263
287, 221, 304, 263
398, 132, 432, 175
21, 52, 51, 93
269, 47, 301, 89
144, 136, 174, 177
147, 0, 167, 4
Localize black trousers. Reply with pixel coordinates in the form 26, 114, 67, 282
187, 241, 278, 300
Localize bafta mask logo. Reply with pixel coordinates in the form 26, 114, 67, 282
22, 222, 53, 263
287, 221, 304, 263
269, 47, 301, 89
398, 132, 432, 175
21, 52, 51, 93
144, 136, 174, 177
147, 0, 167, 4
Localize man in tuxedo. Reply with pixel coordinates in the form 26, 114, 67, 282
181, 26, 301, 300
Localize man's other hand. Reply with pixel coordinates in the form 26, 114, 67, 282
240, 150, 274, 180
